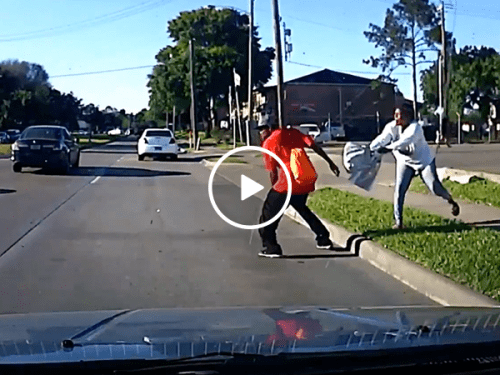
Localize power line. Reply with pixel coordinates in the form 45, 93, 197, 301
50, 65, 155, 78
0, 0, 172, 42
286, 60, 411, 75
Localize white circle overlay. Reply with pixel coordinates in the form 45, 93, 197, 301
208, 146, 292, 230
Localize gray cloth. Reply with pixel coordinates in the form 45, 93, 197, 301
343, 142, 382, 191
394, 159, 452, 226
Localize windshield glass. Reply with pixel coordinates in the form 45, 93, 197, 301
2, 1, 500, 368
21, 127, 62, 140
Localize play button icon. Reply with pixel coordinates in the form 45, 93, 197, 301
241, 175, 264, 201
208, 146, 292, 230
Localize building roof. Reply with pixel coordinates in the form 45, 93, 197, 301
286, 68, 375, 85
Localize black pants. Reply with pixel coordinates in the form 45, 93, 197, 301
258, 189, 329, 247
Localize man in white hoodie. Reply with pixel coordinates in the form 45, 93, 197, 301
370, 103, 460, 229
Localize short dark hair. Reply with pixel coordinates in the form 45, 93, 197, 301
396, 103, 414, 120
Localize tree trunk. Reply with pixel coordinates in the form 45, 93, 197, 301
411, 21, 418, 120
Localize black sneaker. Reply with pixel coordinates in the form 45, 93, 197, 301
316, 237, 334, 250
258, 244, 283, 258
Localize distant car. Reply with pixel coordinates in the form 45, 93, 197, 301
297, 124, 330, 144
107, 128, 122, 135
5, 129, 21, 143
0, 132, 9, 144
11, 125, 80, 174
137, 128, 181, 161
323, 121, 346, 140
298, 124, 321, 137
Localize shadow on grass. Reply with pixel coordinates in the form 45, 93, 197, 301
363, 223, 471, 238
467, 219, 500, 231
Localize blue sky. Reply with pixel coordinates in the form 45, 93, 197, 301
1, 0, 499, 114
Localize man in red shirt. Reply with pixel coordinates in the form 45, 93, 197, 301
258, 124, 340, 258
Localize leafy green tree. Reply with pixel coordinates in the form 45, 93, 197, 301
147, 6, 274, 137
364, 0, 443, 118
421, 46, 500, 123
0, 60, 51, 128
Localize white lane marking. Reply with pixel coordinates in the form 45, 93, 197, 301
90, 176, 101, 184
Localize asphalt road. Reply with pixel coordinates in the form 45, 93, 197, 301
0, 139, 433, 314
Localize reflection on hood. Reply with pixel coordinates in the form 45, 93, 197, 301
0, 306, 500, 364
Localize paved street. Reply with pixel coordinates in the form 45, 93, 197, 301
0, 139, 433, 314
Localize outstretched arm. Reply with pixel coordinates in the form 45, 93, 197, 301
311, 143, 340, 177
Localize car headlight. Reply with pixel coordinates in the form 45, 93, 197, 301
11, 142, 19, 151
169, 138, 176, 144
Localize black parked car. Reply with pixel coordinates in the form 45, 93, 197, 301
5, 129, 21, 143
11, 125, 80, 174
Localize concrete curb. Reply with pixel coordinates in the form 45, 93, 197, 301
203, 159, 499, 307
284, 206, 498, 307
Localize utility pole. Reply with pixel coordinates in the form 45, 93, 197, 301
271, 0, 285, 129
439, 2, 447, 142
189, 39, 198, 150
173, 105, 176, 132
247, 0, 254, 145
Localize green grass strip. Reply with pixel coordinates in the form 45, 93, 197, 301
0, 144, 11, 155
308, 187, 500, 301
410, 177, 500, 208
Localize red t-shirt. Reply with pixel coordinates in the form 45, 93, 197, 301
262, 128, 316, 195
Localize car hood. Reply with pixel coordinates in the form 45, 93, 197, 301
0, 306, 500, 364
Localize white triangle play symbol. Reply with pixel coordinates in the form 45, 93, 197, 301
241, 174, 264, 201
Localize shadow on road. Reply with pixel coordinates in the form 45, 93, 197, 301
31, 167, 191, 178
81, 144, 137, 154
281, 251, 355, 259
0, 189, 16, 194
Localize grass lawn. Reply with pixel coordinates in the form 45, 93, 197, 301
0, 144, 11, 155
410, 177, 500, 208
206, 156, 247, 164
76, 135, 118, 149
216, 142, 245, 150
308, 187, 500, 301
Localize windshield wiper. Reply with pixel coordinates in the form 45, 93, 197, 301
61, 310, 132, 349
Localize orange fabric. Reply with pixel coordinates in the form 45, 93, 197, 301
262, 128, 316, 194
265, 318, 323, 346
290, 148, 318, 185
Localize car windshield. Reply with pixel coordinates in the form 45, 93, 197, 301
21, 127, 62, 140
3, 0, 500, 370
145, 130, 172, 137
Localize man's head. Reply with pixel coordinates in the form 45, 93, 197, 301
257, 124, 272, 143
394, 103, 414, 128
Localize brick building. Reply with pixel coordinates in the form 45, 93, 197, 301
254, 69, 398, 140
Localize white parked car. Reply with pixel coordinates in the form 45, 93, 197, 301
297, 124, 329, 143
107, 128, 122, 136
137, 128, 181, 161
323, 121, 346, 140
